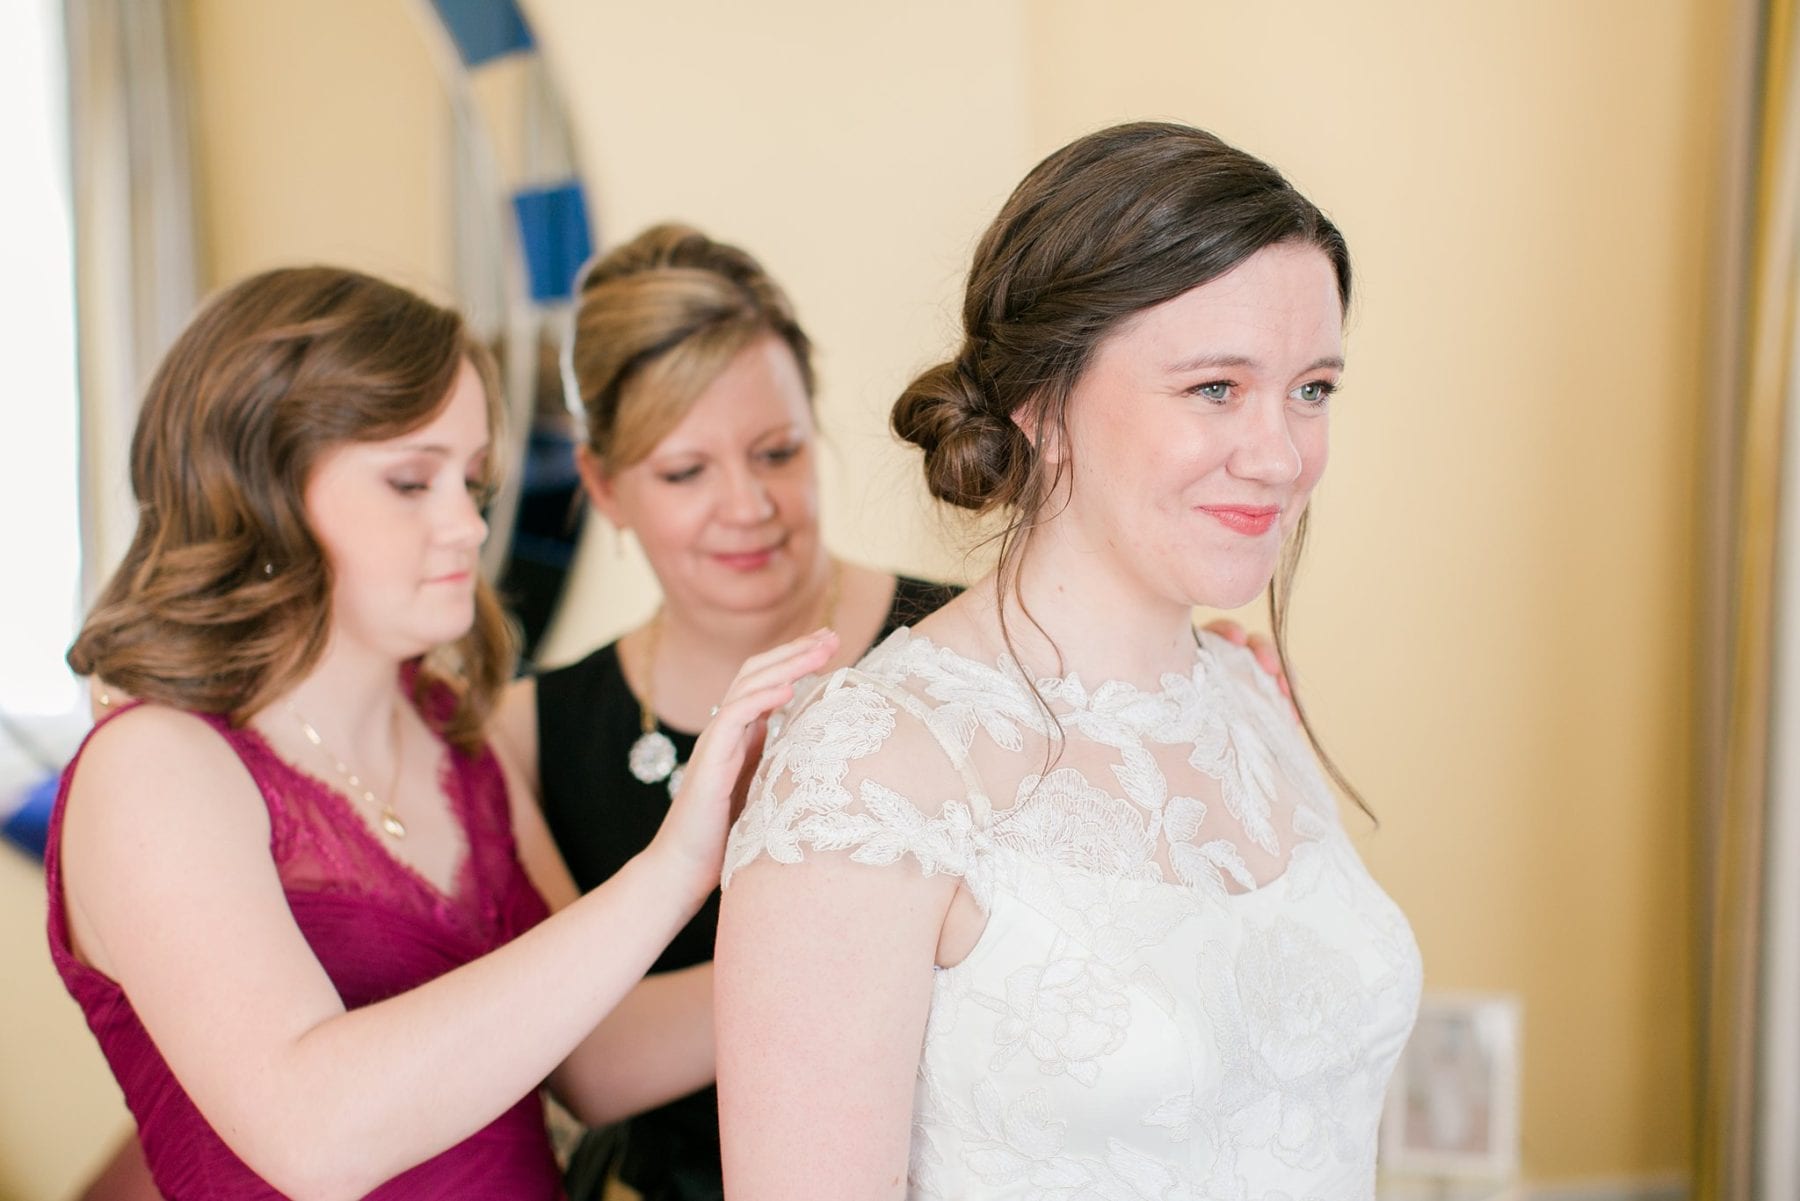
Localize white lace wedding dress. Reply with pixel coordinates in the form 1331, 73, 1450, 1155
723, 628, 1421, 1201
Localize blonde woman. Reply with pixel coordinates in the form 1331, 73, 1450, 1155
490, 224, 958, 1200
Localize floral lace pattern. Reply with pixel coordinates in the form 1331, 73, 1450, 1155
725, 629, 1421, 1201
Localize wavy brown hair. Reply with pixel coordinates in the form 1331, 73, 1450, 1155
567, 222, 815, 471
67, 266, 514, 752
892, 121, 1369, 817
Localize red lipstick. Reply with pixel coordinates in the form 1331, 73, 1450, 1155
1198, 505, 1280, 536
712, 548, 778, 572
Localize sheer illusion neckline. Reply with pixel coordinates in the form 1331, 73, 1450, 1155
873, 626, 1219, 716
236, 721, 478, 909
857, 625, 1318, 901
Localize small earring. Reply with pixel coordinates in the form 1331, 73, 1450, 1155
263, 562, 275, 576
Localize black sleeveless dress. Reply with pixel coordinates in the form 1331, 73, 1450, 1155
535, 575, 958, 1201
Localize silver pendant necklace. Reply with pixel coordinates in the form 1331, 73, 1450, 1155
629, 561, 842, 798
628, 604, 679, 791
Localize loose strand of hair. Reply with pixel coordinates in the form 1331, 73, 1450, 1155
1267, 511, 1374, 823
991, 419, 1073, 783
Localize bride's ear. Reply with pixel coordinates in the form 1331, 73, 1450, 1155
1012, 396, 1065, 467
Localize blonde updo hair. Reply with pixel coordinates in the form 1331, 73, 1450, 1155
568, 223, 815, 471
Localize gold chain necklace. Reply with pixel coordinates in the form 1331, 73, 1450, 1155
289, 702, 408, 840
628, 559, 842, 797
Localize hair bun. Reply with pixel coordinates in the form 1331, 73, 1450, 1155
577, 222, 704, 293
891, 353, 1029, 512
568, 223, 815, 470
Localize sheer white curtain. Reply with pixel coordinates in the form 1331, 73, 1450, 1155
0, 0, 80, 726
64, 0, 201, 599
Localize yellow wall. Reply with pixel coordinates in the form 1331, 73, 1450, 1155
5, 0, 1720, 1192
528, 0, 1719, 1183
0, 849, 129, 1201
187, 0, 455, 296
1012, 0, 1717, 1180
527, 0, 1034, 659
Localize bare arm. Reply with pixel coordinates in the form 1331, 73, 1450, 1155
550, 962, 717, 1124
491, 680, 577, 912
488, 675, 541, 806
712, 675, 978, 1200
62, 633, 835, 1201
716, 856, 958, 1200
492, 677, 719, 1123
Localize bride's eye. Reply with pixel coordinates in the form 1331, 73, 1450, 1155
1291, 380, 1338, 407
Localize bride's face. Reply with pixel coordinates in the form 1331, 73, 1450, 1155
1049, 242, 1344, 612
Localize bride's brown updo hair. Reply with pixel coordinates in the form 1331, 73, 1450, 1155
894, 120, 1349, 516
68, 266, 513, 751
567, 222, 814, 472
892, 121, 1367, 814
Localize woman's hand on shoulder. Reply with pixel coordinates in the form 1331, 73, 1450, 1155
646, 628, 839, 905
1201, 618, 1296, 717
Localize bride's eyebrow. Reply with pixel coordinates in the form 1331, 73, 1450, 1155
1164, 352, 1258, 374
1162, 352, 1346, 374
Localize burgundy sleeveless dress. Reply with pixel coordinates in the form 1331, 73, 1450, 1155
45, 705, 564, 1199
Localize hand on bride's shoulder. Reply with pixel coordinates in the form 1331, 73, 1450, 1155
649, 628, 839, 903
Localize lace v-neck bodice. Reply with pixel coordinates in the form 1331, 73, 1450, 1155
45, 700, 561, 1199
724, 628, 1421, 1200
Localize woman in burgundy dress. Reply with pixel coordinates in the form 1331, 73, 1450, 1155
47, 265, 834, 1200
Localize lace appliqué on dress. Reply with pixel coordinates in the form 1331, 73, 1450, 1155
723, 629, 1421, 1201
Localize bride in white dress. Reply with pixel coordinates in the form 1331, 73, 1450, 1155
715, 121, 1421, 1201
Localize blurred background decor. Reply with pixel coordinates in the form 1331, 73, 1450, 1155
1693, 1, 1800, 1199
3, 0, 1782, 1197
418, 0, 594, 660
1382, 993, 1523, 1184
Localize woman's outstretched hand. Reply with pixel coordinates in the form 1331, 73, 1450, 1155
649, 628, 840, 904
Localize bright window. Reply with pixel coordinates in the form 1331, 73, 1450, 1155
0, 0, 81, 718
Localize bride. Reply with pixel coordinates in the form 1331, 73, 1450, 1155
714, 121, 1421, 1199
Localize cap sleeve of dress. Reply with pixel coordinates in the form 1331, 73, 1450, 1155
722, 659, 990, 891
